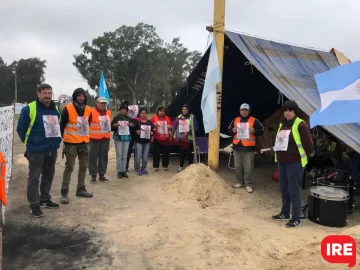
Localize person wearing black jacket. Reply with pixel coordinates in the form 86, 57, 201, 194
134, 108, 155, 176
228, 103, 264, 193
111, 102, 134, 178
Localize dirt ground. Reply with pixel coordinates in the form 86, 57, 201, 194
3, 136, 360, 270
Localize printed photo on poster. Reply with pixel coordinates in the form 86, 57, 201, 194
273, 130, 291, 151
99, 115, 111, 131
179, 119, 189, 133
157, 121, 168, 135
43, 115, 61, 138
118, 121, 130, 135
127, 105, 139, 119
77, 116, 89, 136
236, 122, 250, 139
140, 125, 151, 139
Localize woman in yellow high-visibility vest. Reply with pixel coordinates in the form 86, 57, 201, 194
272, 100, 313, 228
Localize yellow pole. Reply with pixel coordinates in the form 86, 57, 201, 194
208, 0, 226, 171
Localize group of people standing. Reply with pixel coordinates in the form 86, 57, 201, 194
18, 83, 323, 228
17, 84, 198, 218
228, 101, 313, 228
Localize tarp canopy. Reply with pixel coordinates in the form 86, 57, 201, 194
167, 30, 360, 153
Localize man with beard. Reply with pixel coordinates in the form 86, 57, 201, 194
17, 83, 61, 217
59, 88, 93, 204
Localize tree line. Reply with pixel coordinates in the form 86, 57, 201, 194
0, 22, 202, 109
0, 57, 46, 106
73, 22, 202, 108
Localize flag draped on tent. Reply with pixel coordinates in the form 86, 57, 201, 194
310, 61, 360, 128
99, 72, 110, 105
201, 37, 222, 134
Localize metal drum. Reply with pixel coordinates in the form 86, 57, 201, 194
308, 186, 349, 228
314, 178, 355, 214
314, 166, 356, 214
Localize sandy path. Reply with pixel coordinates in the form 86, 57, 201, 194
3, 138, 360, 269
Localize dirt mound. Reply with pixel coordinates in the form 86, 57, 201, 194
163, 163, 230, 208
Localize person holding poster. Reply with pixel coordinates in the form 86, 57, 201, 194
228, 103, 264, 193
60, 88, 93, 204
150, 105, 172, 171
88, 97, 112, 183
17, 83, 61, 218
272, 100, 313, 228
172, 104, 199, 172
111, 102, 134, 178
134, 108, 155, 176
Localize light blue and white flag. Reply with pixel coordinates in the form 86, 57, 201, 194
99, 72, 110, 105
310, 61, 360, 128
201, 37, 222, 134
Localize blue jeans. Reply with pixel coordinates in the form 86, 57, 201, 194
134, 142, 150, 170
114, 140, 130, 173
278, 162, 304, 221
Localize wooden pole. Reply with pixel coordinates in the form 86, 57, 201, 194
12, 71, 17, 164
208, 0, 226, 171
191, 115, 198, 163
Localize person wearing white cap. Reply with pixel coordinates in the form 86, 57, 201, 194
228, 103, 264, 193
88, 96, 112, 183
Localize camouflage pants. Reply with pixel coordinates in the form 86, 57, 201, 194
61, 143, 89, 191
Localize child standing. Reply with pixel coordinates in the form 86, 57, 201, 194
111, 102, 134, 178
134, 108, 155, 176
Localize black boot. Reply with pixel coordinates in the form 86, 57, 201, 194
76, 187, 93, 198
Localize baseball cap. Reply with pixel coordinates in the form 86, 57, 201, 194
240, 103, 250, 110
97, 97, 107, 103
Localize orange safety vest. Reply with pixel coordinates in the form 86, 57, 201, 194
0, 152, 7, 206
233, 116, 256, 147
63, 104, 92, 143
89, 108, 112, 140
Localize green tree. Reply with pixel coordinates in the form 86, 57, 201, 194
0, 57, 14, 106
0, 57, 47, 105
85, 90, 96, 106
73, 23, 202, 108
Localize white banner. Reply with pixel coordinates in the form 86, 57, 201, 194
0, 106, 14, 195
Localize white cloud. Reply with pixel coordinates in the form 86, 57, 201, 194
0, 0, 359, 99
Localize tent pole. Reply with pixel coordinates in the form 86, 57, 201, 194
208, 0, 226, 171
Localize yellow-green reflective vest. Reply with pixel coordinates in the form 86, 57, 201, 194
274, 117, 308, 167
24, 101, 61, 145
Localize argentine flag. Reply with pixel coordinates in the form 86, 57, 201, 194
99, 72, 110, 105
310, 61, 360, 128
201, 37, 222, 134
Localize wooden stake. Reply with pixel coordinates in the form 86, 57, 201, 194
208, 0, 226, 171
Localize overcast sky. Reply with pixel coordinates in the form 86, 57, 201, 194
1, 0, 359, 98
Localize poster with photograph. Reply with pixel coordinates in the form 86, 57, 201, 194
77, 116, 89, 136
127, 105, 139, 119
273, 130, 291, 151
43, 115, 61, 138
157, 121, 168, 135
118, 121, 130, 135
179, 119, 189, 133
236, 122, 249, 139
140, 125, 151, 139
99, 115, 111, 132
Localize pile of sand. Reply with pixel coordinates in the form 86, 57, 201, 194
163, 163, 230, 208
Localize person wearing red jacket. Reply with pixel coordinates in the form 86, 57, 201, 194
150, 105, 173, 171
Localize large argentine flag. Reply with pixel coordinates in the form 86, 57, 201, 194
99, 72, 110, 105
310, 61, 360, 128
201, 37, 222, 134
